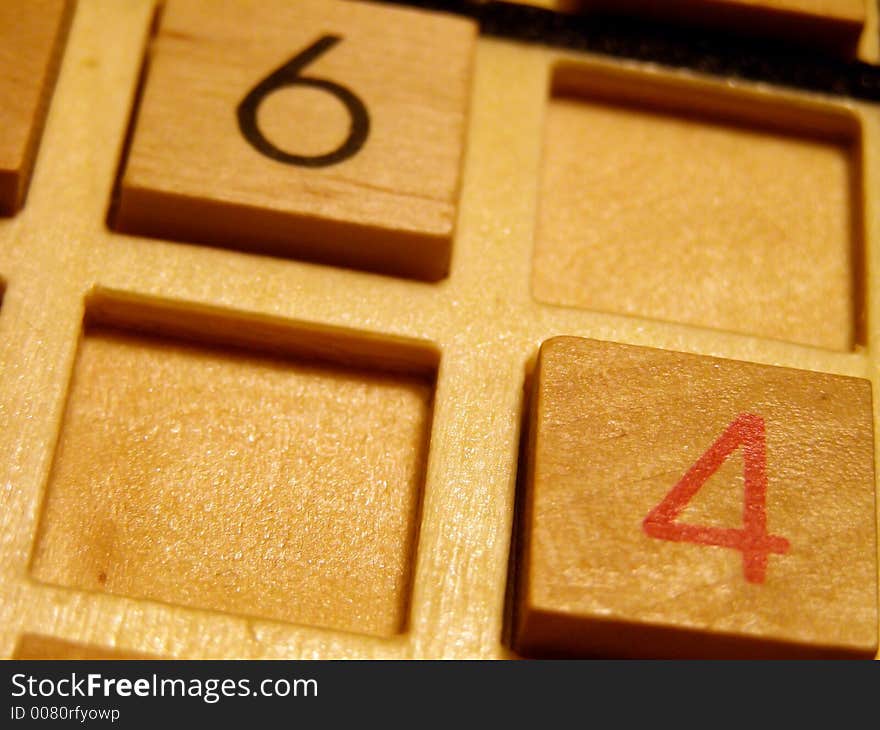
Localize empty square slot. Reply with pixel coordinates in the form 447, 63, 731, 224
532, 64, 863, 351
31, 295, 436, 637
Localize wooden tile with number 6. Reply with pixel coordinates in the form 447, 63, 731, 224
114, 0, 476, 281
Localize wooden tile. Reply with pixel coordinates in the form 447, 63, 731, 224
31, 324, 434, 638
556, 0, 866, 53
14, 635, 153, 659
533, 71, 860, 351
114, 0, 476, 280
514, 336, 877, 658
0, 0, 73, 215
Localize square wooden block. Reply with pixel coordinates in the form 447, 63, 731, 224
533, 68, 861, 351
31, 321, 434, 637
114, 0, 476, 280
514, 336, 877, 658
0, 0, 73, 215
14, 635, 151, 660
554, 0, 866, 54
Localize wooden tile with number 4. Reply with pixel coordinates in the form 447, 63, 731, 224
514, 336, 878, 659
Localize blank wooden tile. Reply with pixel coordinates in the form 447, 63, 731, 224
31, 326, 433, 637
514, 336, 877, 658
533, 77, 860, 351
115, 0, 476, 280
0, 0, 73, 215
556, 0, 866, 53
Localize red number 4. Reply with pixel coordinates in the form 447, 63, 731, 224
642, 413, 790, 584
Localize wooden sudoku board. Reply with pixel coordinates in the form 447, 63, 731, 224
1, 0, 878, 659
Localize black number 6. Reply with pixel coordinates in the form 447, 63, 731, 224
236, 35, 370, 167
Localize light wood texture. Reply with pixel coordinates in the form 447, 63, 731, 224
0, 0, 878, 660
515, 336, 877, 659
534, 68, 860, 351
115, 0, 476, 281
0, 0, 73, 215
31, 323, 433, 638
556, 0, 866, 55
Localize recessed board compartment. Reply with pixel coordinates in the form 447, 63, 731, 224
532, 62, 863, 351
30, 293, 437, 638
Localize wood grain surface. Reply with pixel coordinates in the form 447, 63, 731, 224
515, 336, 877, 658
0, 0, 877, 659
31, 325, 433, 638
533, 74, 860, 352
14, 634, 152, 659
0, 0, 73, 214
115, 0, 476, 281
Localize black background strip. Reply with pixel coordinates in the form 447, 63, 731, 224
368, 0, 880, 102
